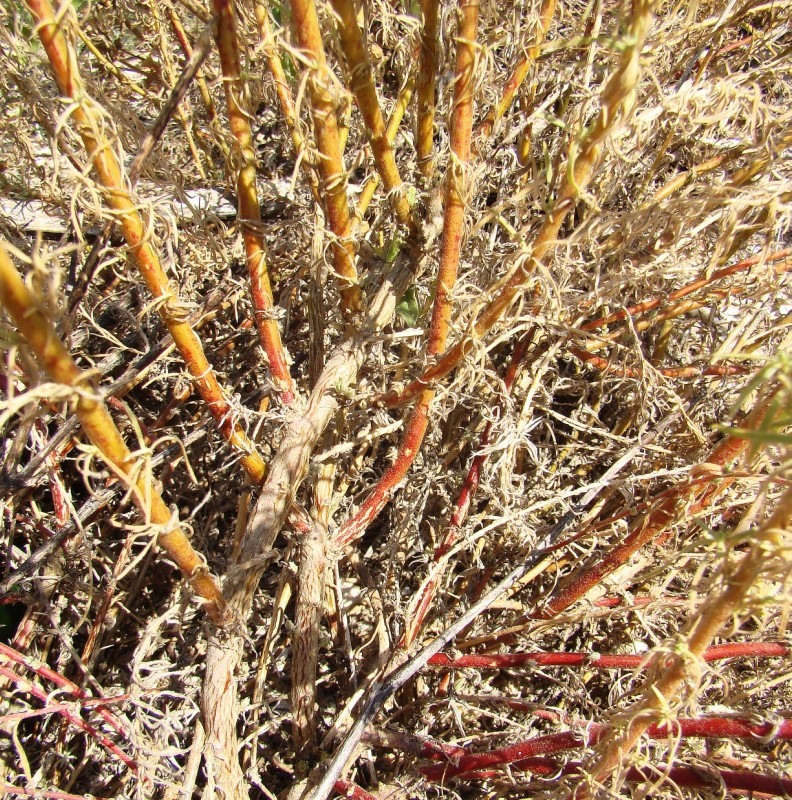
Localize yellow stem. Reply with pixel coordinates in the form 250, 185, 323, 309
0, 244, 227, 622
25, 0, 267, 483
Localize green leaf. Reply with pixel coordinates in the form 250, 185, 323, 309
270, 1, 282, 25
396, 285, 420, 327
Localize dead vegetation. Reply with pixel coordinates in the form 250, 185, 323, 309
0, 0, 790, 798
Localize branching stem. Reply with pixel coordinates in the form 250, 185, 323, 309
0, 244, 227, 622
25, 0, 268, 483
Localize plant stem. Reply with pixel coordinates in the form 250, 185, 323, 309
290, 0, 362, 314
352, 72, 416, 229
535, 391, 774, 619
416, 0, 440, 181
290, 515, 328, 751
212, 0, 295, 404
330, 0, 412, 229
255, 1, 319, 198
427, 641, 788, 670
25, 0, 268, 483
476, 0, 556, 141
567, 486, 792, 799
0, 244, 227, 623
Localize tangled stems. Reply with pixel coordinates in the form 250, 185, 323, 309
566, 485, 792, 799
335, 0, 480, 547
380, 0, 655, 409
420, 717, 792, 780
476, 0, 557, 141
0, 244, 227, 622
25, 0, 268, 483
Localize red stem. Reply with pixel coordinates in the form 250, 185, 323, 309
399, 335, 532, 647
427, 641, 788, 670
421, 717, 792, 779
569, 347, 750, 380
534, 392, 773, 620
333, 780, 378, 800
0, 663, 136, 772
581, 248, 791, 332
431, 760, 792, 797
0, 642, 128, 738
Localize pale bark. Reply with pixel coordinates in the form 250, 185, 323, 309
201, 259, 414, 796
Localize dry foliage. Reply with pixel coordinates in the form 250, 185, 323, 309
0, 0, 790, 799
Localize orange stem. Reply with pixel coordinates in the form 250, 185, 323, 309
330, 0, 412, 229
415, 0, 440, 181
535, 391, 775, 620
476, 0, 556, 141
26, 0, 267, 483
290, 0, 362, 314
0, 244, 227, 622
380, 0, 654, 409
213, 0, 295, 404
255, 1, 320, 200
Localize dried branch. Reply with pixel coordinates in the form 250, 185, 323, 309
201, 256, 415, 798
0, 244, 227, 621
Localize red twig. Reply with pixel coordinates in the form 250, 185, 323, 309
427, 641, 788, 670
568, 348, 750, 379
0, 694, 130, 725
332, 780, 378, 800
420, 717, 792, 779
534, 391, 774, 620
0, 642, 129, 739
0, 663, 136, 772
400, 334, 531, 647
427, 759, 792, 797
581, 248, 791, 332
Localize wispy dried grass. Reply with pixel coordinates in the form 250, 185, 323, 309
0, 0, 790, 798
